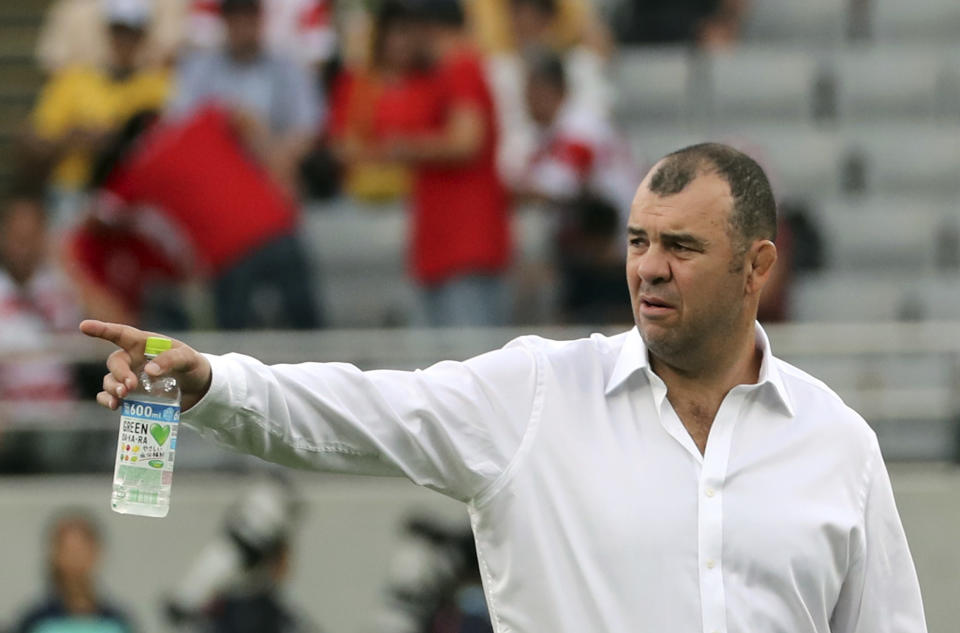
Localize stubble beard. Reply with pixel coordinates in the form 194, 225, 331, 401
637, 297, 744, 374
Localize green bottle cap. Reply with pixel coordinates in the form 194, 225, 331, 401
144, 337, 173, 357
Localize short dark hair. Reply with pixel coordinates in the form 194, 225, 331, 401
648, 142, 777, 250
373, 0, 419, 66
511, 0, 558, 17
416, 0, 465, 27
48, 510, 102, 546
221, 0, 260, 14
526, 49, 566, 92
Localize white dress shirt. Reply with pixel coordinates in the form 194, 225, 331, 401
184, 325, 927, 633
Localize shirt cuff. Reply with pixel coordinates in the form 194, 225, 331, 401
181, 353, 245, 431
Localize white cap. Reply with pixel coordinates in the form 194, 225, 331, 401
102, 0, 152, 29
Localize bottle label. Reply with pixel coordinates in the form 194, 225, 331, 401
117, 399, 180, 490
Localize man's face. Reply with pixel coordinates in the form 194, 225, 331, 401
0, 201, 46, 285
108, 24, 145, 71
626, 170, 749, 362
224, 8, 262, 59
379, 22, 418, 72
525, 76, 563, 126
52, 523, 100, 583
510, 3, 552, 47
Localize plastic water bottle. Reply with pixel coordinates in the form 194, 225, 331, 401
111, 337, 181, 517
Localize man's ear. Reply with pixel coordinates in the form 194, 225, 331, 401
745, 240, 777, 295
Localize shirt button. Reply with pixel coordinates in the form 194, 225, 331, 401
705, 487, 715, 498
706, 560, 716, 569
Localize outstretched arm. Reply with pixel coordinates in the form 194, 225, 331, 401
80, 321, 540, 501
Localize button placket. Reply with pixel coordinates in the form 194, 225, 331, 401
697, 389, 746, 633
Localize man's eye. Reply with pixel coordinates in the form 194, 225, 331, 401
672, 244, 692, 252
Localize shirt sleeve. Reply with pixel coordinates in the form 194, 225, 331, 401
830, 437, 928, 632
444, 56, 487, 108
181, 341, 540, 502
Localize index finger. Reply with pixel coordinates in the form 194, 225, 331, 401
79, 320, 155, 353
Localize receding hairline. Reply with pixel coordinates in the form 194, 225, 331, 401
639, 143, 778, 246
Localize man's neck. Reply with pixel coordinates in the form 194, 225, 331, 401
650, 322, 762, 455
59, 579, 98, 614
650, 322, 762, 400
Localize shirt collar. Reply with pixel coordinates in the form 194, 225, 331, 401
605, 324, 796, 418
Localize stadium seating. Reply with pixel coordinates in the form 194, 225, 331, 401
833, 47, 946, 121
791, 273, 960, 322
705, 48, 824, 123
814, 196, 958, 271
870, 0, 960, 42
741, 0, 849, 45
613, 46, 693, 124
839, 123, 960, 195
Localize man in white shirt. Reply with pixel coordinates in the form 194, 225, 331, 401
82, 142, 927, 633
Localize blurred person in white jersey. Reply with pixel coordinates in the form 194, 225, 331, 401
82, 143, 927, 633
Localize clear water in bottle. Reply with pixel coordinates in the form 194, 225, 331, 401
111, 337, 180, 517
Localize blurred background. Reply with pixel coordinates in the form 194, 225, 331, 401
0, 0, 958, 631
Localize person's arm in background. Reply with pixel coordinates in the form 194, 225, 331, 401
379, 53, 487, 166
829, 436, 928, 632
35, 0, 106, 73
512, 136, 593, 204
80, 320, 539, 502
233, 59, 323, 194
26, 71, 113, 175
380, 101, 485, 165
561, 0, 614, 59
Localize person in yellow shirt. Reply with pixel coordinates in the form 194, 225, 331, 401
29, 0, 172, 226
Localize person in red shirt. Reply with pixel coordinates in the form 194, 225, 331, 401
379, 0, 512, 327
328, 0, 437, 202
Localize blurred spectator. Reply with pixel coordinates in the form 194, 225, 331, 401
328, 1, 425, 202
551, 195, 631, 324
378, 0, 511, 326
35, 0, 187, 73
165, 477, 319, 633
513, 52, 635, 323
612, 0, 745, 48
516, 52, 636, 216
168, 0, 324, 197
81, 105, 321, 330
11, 511, 135, 633
484, 0, 613, 179
0, 194, 80, 406
374, 513, 492, 633
186, 0, 338, 76
28, 0, 172, 229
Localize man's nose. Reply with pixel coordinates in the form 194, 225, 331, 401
635, 245, 671, 285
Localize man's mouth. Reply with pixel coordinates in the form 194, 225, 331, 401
639, 295, 676, 316
640, 296, 673, 309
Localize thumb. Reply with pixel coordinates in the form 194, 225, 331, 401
144, 346, 206, 384
143, 346, 212, 412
